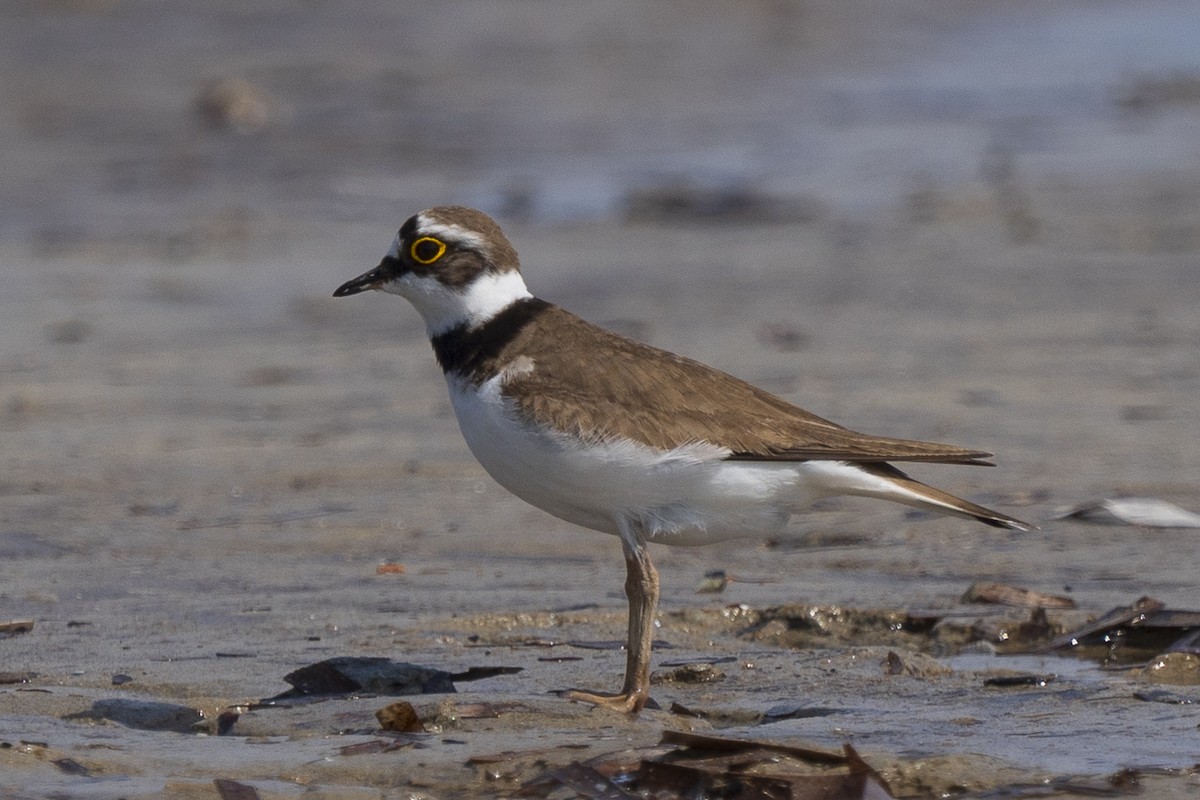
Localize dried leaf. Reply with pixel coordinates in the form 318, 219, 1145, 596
659, 729, 846, 764
963, 581, 1076, 609
0, 619, 34, 639
213, 778, 261, 800
1042, 596, 1165, 652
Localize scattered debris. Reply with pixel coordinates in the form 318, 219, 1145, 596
1041, 596, 1200, 662
565, 639, 672, 651
654, 662, 726, 684
0, 671, 35, 684
68, 698, 204, 733
983, 674, 1057, 688
1055, 498, 1200, 528
264, 657, 522, 701
695, 569, 730, 594
275, 658, 453, 699
0, 619, 34, 639
659, 655, 739, 668
376, 700, 426, 732
963, 581, 1076, 609
1137, 652, 1200, 685
668, 703, 768, 727
1043, 596, 1165, 652
762, 703, 844, 722
213, 777, 262, 800
742, 604, 942, 652
881, 649, 952, 677
522, 731, 894, 799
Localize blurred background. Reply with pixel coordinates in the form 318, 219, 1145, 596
4, 0, 1198, 507
6, 1, 1200, 249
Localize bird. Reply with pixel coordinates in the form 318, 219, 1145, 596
333, 205, 1032, 714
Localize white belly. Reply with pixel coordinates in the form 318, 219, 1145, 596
447, 375, 824, 545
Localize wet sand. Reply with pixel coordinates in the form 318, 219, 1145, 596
3, 1, 1200, 797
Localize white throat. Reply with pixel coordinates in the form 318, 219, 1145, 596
383, 269, 533, 336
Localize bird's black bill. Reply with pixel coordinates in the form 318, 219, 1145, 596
333, 266, 384, 297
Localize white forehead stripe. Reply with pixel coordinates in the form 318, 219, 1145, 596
417, 215, 488, 250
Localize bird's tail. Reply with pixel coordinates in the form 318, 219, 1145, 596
828, 462, 1035, 531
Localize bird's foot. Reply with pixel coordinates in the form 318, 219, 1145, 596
563, 687, 650, 714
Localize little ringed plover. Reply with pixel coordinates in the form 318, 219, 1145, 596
334, 205, 1032, 714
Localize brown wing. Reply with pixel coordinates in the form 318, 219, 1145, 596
500, 306, 995, 466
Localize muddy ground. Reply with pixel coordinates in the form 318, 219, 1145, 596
2, 1, 1200, 797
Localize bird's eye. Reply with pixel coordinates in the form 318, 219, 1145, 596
410, 236, 446, 265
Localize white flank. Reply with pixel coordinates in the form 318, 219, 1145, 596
446, 373, 838, 546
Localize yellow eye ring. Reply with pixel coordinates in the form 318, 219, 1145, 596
410, 236, 446, 265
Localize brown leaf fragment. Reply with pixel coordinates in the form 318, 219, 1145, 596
983, 674, 1057, 688
0, 671, 35, 684
843, 744, 895, 799
544, 762, 637, 799
1041, 596, 1165, 652
0, 619, 34, 639
376, 562, 406, 575
963, 581, 1076, 609
659, 729, 846, 764
638, 760, 792, 799
376, 700, 425, 732
213, 778, 262, 800
636, 744, 896, 800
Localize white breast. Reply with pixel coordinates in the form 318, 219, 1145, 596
446, 373, 824, 545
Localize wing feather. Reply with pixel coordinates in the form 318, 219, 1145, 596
499, 307, 994, 465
